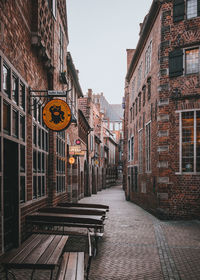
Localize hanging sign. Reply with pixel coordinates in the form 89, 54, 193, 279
75, 139, 81, 145
43, 99, 72, 131
69, 157, 75, 164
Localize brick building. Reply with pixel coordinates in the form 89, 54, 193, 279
92, 92, 124, 178
0, 0, 86, 255
124, 0, 200, 219
78, 89, 118, 193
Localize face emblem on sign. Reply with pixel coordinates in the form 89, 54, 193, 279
49, 105, 65, 124
43, 99, 72, 131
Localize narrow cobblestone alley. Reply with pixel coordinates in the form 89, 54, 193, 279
81, 185, 200, 280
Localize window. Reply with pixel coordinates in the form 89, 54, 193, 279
32, 101, 48, 199
138, 93, 141, 112
137, 62, 143, 90
59, 25, 64, 73
3, 64, 10, 96
145, 122, 151, 172
19, 83, 25, 110
130, 108, 132, 122
147, 78, 151, 100
139, 130, 143, 173
145, 41, 152, 76
135, 98, 138, 115
187, 0, 198, 19
3, 101, 10, 133
56, 131, 66, 193
12, 109, 18, 137
12, 75, 18, 104
1, 57, 26, 203
131, 136, 134, 161
142, 86, 146, 106
132, 78, 136, 98
181, 110, 200, 173
185, 48, 199, 74
128, 139, 131, 161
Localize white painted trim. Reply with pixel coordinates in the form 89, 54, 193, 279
176, 108, 200, 113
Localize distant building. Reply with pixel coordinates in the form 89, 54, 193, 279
92, 92, 124, 176
123, 0, 200, 219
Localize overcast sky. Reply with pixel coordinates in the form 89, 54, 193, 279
66, 0, 153, 104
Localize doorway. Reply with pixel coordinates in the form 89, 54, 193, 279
3, 139, 19, 251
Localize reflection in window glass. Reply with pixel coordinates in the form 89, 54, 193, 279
3, 102, 10, 133
20, 145, 25, 172
12, 75, 18, 104
19, 83, 25, 110
3, 64, 10, 96
185, 48, 199, 74
33, 176, 37, 199
20, 115, 25, 141
12, 110, 18, 137
182, 111, 194, 172
187, 0, 197, 19
20, 176, 25, 203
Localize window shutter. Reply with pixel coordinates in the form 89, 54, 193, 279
169, 49, 183, 77
198, 0, 200, 16
173, 0, 185, 22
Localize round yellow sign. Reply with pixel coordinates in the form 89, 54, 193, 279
43, 99, 72, 131
69, 157, 75, 164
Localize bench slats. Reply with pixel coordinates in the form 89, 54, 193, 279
24, 234, 55, 264
57, 252, 84, 280
37, 235, 63, 265
57, 253, 69, 280
76, 252, 84, 280
12, 234, 47, 264
47, 236, 68, 265
0, 234, 41, 264
64, 252, 77, 280
38, 207, 106, 217
58, 202, 109, 211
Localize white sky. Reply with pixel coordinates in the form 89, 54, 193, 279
66, 0, 153, 104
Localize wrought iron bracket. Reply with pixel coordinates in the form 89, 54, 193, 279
28, 87, 72, 112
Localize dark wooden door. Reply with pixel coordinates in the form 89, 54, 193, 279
3, 139, 19, 251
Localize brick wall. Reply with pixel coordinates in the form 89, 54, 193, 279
124, 1, 200, 219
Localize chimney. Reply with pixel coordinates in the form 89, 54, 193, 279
126, 49, 135, 71
87, 88, 93, 98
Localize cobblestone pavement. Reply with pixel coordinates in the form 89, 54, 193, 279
1, 185, 200, 280
80, 185, 200, 280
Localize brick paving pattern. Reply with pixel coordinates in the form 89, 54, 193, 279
81, 185, 200, 280
1, 185, 200, 279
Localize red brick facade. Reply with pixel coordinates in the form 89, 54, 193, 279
124, 0, 200, 220
0, 0, 84, 255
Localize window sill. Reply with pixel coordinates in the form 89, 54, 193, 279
175, 172, 200, 175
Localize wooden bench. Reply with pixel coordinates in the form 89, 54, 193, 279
56, 252, 84, 280
57, 202, 109, 212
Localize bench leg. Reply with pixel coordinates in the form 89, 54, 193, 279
31, 269, 35, 280
50, 269, 54, 280
86, 255, 92, 280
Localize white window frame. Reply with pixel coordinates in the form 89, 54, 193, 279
177, 109, 200, 174
184, 46, 200, 75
